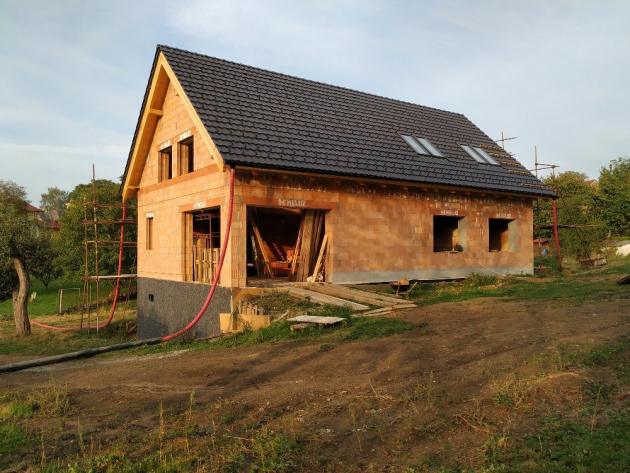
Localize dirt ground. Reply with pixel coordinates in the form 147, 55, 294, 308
2, 295, 629, 471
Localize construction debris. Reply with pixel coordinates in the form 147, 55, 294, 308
290, 322, 311, 332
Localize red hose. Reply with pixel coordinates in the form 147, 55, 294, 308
162, 167, 235, 341
32, 201, 128, 331
552, 199, 563, 271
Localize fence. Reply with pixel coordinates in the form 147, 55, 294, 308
57, 288, 82, 314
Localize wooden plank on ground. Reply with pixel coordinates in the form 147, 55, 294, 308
285, 287, 369, 311
352, 307, 393, 318
287, 315, 346, 325
302, 284, 399, 307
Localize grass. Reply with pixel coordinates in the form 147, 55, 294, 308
212, 304, 417, 349
0, 277, 136, 317
0, 316, 137, 356
478, 334, 630, 472
408, 256, 630, 307
487, 411, 630, 472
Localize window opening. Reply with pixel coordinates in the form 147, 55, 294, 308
433, 216, 464, 252
192, 208, 221, 283
146, 217, 153, 250
159, 147, 172, 182
178, 137, 194, 175
489, 218, 512, 252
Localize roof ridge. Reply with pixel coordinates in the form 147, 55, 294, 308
157, 44, 467, 119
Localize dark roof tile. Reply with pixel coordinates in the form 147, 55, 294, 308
123, 46, 555, 198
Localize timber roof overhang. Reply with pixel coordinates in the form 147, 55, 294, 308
121, 45, 556, 199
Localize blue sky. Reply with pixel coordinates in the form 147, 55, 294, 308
1, 0, 629, 205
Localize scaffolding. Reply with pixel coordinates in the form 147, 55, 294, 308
530, 148, 603, 270
80, 165, 138, 333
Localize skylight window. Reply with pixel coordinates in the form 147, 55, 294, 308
460, 144, 499, 165
473, 147, 499, 165
461, 144, 486, 164
401, 135, 444, 157
402, 135, 428, 155
416, 137, 444, 157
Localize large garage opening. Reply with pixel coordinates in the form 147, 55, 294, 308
247, 207, 327, 284
192, 207, 221, 283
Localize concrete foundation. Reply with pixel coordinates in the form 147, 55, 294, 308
137, 277, 231, 339
330, 265, 533, 285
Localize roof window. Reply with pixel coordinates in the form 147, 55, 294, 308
460, 144, 499, 165
401, 135, 443, 157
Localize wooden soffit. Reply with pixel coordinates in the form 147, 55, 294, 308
121, 52, 225, 199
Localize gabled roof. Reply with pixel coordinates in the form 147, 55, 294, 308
26, 204, 43, 213
122, 45, 555, 198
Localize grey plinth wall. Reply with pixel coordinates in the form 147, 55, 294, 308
137, 278, 232, 340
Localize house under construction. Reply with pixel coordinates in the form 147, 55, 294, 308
120, 45, 555, 338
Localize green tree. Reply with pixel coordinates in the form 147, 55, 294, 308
0, 180, 37, 334
31, 230, 61, 292
534, 172, 607, 260
54, 180, 136, 281
596, 157, 630, 237
40, 186, 69, 218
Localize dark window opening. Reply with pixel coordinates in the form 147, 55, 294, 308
178, 137, 194, 175
159, 147, 172, 182
489, 218, 512, 252
146, 217, 153, 250
192, 207, 221, 283
148, 294, 154, 302
433, 216, 464, 252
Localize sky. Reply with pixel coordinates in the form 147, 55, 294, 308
1, 0, 629, 205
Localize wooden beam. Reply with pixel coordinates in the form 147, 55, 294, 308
149, 109, 163, 116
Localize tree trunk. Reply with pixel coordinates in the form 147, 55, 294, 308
12, 258, 31, 335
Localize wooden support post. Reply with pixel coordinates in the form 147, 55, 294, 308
311, 234, 328, 282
